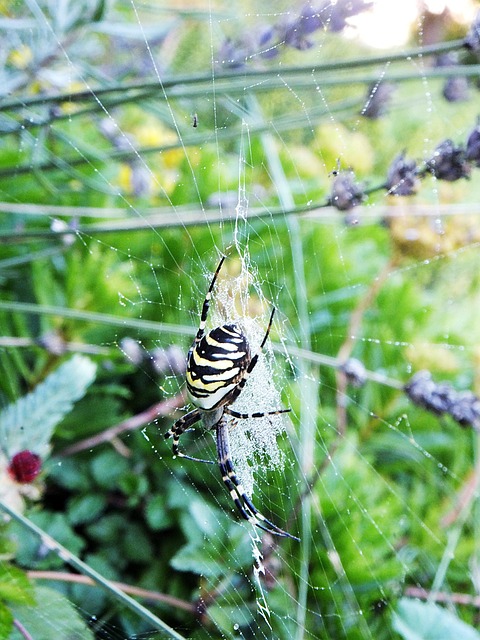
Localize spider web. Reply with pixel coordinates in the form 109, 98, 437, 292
1, 1, 480, 639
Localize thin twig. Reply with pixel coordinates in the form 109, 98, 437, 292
13, 619, 33, 640
0, 336, 112, 356
404, 586, 480, 608
441, 465, 480, 528
57, 393, 186, 457
27, 571, 196, 614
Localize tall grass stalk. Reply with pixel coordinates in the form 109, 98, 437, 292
252, 96, 318, 639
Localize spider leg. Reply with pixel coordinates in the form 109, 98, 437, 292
216, 419, 299, 541
225, 407, 291, 420
193, 255, 226, 346
164, 409, 215, 464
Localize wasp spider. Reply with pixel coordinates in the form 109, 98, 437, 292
165, 256, 298, 540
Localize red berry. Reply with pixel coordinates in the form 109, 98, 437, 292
7, 451, 42, 483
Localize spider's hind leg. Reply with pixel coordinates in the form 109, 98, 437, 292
216, 420, 299, 541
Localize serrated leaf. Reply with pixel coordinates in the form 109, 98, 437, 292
0, 563, 34, 605
0, 355, 96, 458
393, 597, 480, 640
0, 600, 13, 638
9, 585, 94, 640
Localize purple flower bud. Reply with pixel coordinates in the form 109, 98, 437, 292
282, 18, 315, 50
36, 331, 67, 356
330, 171, 365, 211
259, 27, 279, 59
361, 82, 395, 119
426, 139, 470, 182
297, 3, 326, 35
149, 345, 186, 377
386, 152, 419, 196
442, 76, 469, 103
466, 121, 480, 166
327, 0, 374, 32
434, 52, 458, 68
341, 358, 367, 388
120, 337, 145, 366
405, 371, 480, 431
217, 38, 249, 69
404, 371, 438, 411
449, 392, 480, 428
464, 10, 480, 52
130, 162, 152, 198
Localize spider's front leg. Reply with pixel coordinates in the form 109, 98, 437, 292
164, 408, 214, 464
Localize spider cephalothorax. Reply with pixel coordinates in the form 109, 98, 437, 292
165, 256, 298, 540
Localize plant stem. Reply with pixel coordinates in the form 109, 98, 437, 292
13, 619, 33, 640
28, 571, 196, 613
0, 300, 193, 337
56, 393, 185, 457
0, 501, 187, 640
0, 38, 464, 112
404, 586, 480, 608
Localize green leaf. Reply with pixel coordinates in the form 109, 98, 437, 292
0, 601, 13, 639
9, 585, 94, 640
170, 542, 224, 578
0, 563, 34, 605
67, 494, 106, 526
393, 597, 480, 640
0, 355, 96, 458
145, 495, 173, 531
90, 450, 129, 489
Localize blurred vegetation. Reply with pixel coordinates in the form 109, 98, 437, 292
1, 1, 480, 639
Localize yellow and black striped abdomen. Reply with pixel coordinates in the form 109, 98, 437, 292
186, 324, 251, 411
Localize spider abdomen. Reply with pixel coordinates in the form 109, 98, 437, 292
186, 323, 250, 410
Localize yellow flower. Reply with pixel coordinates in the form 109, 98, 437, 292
117, 163, 133, 194
8, 45, 33, 69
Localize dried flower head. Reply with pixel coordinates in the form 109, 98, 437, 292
325, 0, 374, 33
435, 54, 469, 102
149, 345, 186, 377
361, 82, 395, 119
442, 76, 470, 103
465, 120, 480, 167
404, 370, 480, 431
426, 139, 470, 182
340, 358, 367, 388
36, 331, 67, 356
386, 152, 419, 196
330, 171, 365, 211
8, 451, 42, 484
217, 38, 250, 69
120, 337, 145, 366
464, 10, 480, 52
